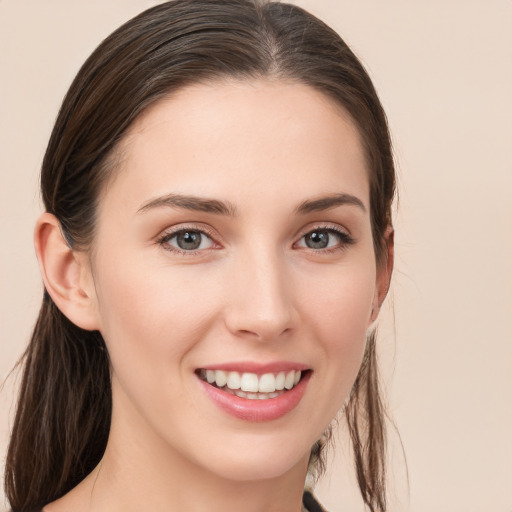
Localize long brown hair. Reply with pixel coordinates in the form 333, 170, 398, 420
5, 1, 395, 511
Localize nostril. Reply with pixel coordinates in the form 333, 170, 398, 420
233, 325, 294, 342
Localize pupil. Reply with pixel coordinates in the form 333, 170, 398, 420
177, 231, 201, 250
306, 231, 328, 249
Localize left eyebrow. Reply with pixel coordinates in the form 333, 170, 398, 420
295, 193, 367, 214
137, 193, 238, 216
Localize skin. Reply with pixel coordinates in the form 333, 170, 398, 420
37, 80, 393, 512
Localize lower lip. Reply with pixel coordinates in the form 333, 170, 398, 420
198, 372, 311, 422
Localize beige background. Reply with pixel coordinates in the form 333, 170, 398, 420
1, 1, 511, 511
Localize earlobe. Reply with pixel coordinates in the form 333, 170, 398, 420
370, 226, 394, 324
34, 212, 99, 331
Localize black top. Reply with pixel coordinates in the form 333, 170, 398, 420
303, 490, 328, 512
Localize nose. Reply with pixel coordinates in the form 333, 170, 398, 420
223, 248, 297, 342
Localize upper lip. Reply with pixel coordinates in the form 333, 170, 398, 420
198, 361, 310, 374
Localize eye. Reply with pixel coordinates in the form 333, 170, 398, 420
296, 227, 354, 251
159, 229, 215, 252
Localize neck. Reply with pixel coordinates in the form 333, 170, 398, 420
48, 382, 311, 512
94, 439, 309, 512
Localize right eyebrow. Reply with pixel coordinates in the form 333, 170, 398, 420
137, 193, 238, 216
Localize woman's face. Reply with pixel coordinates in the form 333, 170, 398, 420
86, 80, 388, 482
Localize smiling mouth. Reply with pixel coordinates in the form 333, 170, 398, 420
196, 369, 309, 400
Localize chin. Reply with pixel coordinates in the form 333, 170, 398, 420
194, 437, 312, 483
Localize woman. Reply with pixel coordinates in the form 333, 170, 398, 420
4, 1, 395, 511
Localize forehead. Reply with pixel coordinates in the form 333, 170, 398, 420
101, 79, 369, 214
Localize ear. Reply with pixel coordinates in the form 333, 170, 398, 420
370, 226, 394, 324
34, 212, 100, 330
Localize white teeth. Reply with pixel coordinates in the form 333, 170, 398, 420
240, 373, 259, 392
275, 372, 285, 390
227, 388, 286, 400
215, 370, 227, 388
258, 373, 276, 393
227, 371, 241, 390
205, 369, 304, 395
284, 371, 295, 390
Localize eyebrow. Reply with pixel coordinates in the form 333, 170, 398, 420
137, 192, 365, 217
295, 193, 367, 214
137, 193, 238, 216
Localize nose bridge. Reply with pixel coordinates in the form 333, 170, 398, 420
225, 243, 295, 340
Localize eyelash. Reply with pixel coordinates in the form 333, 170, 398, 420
156, 224, 355, 255
296, 225, 356, 254
157, 225, 218, 256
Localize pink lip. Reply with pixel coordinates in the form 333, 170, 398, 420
200, 361, 310, 374
198, 370, 311, 422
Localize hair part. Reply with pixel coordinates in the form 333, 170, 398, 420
5, 1, 395, 511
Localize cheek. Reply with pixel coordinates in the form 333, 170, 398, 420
298, 262, 376, 410
300, 261, 376, 342
92, 252, 221, 373
91, 254, 226, 448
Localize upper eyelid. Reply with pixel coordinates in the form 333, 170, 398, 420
158, 223, 217, 239
294, 222, 352, 239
